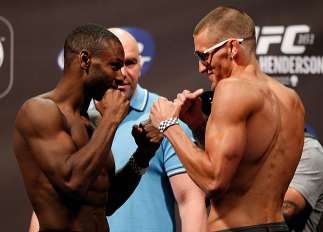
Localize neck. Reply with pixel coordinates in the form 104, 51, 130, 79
52, 74, 91, 117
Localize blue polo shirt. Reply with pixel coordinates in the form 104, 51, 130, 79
89, 84, 195, 231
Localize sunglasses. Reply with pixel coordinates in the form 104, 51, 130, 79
194, 38, 243, 65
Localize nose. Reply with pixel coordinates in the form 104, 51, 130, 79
198, 61, 208, 73
121, 66, 126, 77
115, 69, 125, 86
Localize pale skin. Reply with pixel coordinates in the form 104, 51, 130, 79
15, 34, 163, 232
29, 27, 207, 232
149, 26, 305, 231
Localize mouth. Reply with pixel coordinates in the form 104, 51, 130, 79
118, 83, 130, 90
208, 72, 214, 80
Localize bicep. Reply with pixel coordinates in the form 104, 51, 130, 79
170, 173, 205, 206
28, 128, 76, 174
206, 117, 246, 188
282, 187, 306, 221
16, 99, 77, 180
205, 82, 256, 185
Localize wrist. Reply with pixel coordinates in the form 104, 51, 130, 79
133, 148, 151, 168
158, 118, 179, 134
129, 154, 149, 175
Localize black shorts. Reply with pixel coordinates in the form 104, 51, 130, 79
214, 222, 289, 232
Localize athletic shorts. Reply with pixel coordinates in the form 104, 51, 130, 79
214, 222, 289, 232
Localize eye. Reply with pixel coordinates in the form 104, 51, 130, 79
125, 59, 137, 68
111, 62, 123, 71
202, 53, 209, 60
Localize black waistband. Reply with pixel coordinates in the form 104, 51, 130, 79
214, 222, 289, 232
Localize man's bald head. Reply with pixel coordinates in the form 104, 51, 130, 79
108, 28, 140, 57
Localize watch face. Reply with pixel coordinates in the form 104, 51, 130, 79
200, 91, 214, 117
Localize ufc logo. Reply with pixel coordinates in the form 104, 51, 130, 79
137, 42, 151, 68
0, 16, 14, 99
255, 25, 312, 55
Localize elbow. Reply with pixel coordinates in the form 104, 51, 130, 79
63, 182, 88, 201
203, 180, 228, 200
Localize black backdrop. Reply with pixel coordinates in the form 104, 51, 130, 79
1, 1, 323, 231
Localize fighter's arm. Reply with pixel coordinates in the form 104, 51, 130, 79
150, 80, 260, 199
282, 187, 306, 221
15, 91, 128, 200
170, 173, 208, 232
174, 89, 207, 147
105, 119, 163, 215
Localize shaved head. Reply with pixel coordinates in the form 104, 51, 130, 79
108, 28, 140, 57
194, 6, 256, 54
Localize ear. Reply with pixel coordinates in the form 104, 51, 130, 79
138, 55, 142, 77
79, 50, 91, 70
229, 39, 240, 59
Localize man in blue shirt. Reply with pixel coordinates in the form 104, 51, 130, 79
97, 27, 207, 232
29, 28, 207, 232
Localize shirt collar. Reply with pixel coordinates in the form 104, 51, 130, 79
130, 84, 148, 112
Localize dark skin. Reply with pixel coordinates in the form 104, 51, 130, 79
14, 38, 163, 232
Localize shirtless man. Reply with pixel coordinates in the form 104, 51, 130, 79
149, 6, 305, 231
14, 23, 163, 232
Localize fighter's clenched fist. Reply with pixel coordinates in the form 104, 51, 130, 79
173, 89, 205, 130
95, 88, 130, 124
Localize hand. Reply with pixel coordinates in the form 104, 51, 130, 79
95, 89, 129, 124
174, 89, 205, 130
131, 119, 164, 167
149, 97, 181, 130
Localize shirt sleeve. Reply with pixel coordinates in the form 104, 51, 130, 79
163, 120, 196, 177
289, 137, 323, 208
88, 99, 96, 110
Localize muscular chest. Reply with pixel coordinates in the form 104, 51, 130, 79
65, 114, 94, 150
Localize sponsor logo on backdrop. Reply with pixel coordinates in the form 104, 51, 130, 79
0, 16, 14, 99
255, 25, 318, 87
57, 27, 155, 77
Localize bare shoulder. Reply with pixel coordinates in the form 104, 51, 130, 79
213, 78, 263, 115
268, 77, 305, 113
15, 97, 67, 137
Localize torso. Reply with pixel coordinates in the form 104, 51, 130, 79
207, 72, 305, 230
14, 95, 114, 231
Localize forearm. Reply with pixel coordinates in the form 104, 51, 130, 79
105, 162, 141, 216
58, 116, 121, 199
105, 148, 150, 215
163, 125, 215, 196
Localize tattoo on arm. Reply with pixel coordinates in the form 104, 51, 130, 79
193, 119, 207, 148
281, 200, 301, 221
